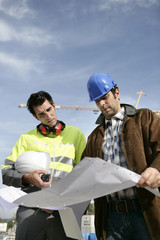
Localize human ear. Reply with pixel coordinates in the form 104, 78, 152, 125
52, 101, 56, 108
33, 114, 38, 120
115, 89, 120, 100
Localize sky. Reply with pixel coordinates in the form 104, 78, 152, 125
0, 0, 160, 218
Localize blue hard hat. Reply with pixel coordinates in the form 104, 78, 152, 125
87, 73, 116, 102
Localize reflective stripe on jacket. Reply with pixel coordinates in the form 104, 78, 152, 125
2, 124, 86, 191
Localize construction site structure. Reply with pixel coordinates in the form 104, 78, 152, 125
135, 91, 160, 116
18, 90, 160, 116
135, 91, 146, 109
18, 103, 99, 114
18, 103, 160, 116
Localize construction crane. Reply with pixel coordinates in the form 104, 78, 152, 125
18, 102, 160, 116
18, 103, 99, 114
135, 91, 146, 109
18, 91, 160, 117
135, 91, 160, 116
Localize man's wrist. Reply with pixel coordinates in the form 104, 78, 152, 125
22, 173, 30, 185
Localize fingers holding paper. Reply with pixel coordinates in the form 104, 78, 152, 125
136, 167, 160, 189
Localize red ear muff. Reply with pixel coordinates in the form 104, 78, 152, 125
37, 124, 50, 136
37, 121, 65, 136
55, 122, 63, 135
53, 121, 65, 135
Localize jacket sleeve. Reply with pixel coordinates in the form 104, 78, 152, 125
81, 124, 104, 160
147, 110, 160, 171
81, 134, 93, 160
1, 135, 28, 188
74, 129, 86, 164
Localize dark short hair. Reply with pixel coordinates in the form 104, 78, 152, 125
111, 84, 119, 95
110, 84, 120, 100
27, 91, 54, 115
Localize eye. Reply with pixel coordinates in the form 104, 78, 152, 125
46, 107, 52, 112
38, 112, 44, 118
95, 93, 109, 103
95, 99, 100, 104
105, 95, 109, 100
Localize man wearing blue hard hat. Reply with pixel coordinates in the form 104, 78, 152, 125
82, 73, 160, 240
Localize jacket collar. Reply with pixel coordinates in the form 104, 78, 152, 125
96, 104, 137, 124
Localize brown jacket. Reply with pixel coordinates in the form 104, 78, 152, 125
82, 104, 160, 240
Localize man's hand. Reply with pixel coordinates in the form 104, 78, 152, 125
22, 170, 52, 188
136, 167, 160, 189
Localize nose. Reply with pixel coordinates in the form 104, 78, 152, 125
45, 111, 51, 119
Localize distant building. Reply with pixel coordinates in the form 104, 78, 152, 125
81, 215, 97, 240
0, 222, 7, 232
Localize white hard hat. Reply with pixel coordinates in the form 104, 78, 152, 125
15, 151, 51, 173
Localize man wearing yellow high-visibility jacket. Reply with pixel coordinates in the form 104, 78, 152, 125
1, 91, 86, 240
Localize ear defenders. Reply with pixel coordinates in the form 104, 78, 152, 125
37, 120, 65, 136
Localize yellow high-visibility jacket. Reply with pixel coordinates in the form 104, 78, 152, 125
1, 124, 86, 192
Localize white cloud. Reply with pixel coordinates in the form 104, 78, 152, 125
18, 27, 60, 47
0, 0, 33, 19
48, 0, 158, 18
0, 20, 15, 41
0, 52, 41, 77
0, 20, 59, 47
135, 0, 158, 8
97, 0, 159, 11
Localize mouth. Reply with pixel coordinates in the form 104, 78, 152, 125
103, 107, 110, 112
48, 118, 55, 124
